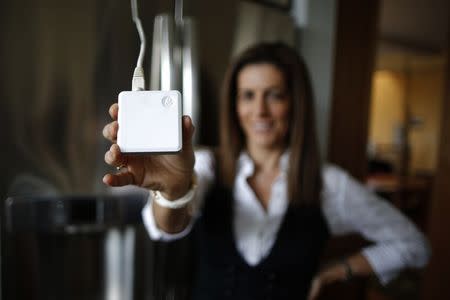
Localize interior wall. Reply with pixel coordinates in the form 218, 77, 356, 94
0, 0, 102, 194
409, 67, 445, 172
369, 71, 406, 145
297, 0, 337, 157
369, 64, 445, 173
232, 1, 296, 56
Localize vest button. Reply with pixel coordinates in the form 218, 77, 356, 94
224, 289, 232, 297
227, 265, 235, 273
266, 272, 276, 282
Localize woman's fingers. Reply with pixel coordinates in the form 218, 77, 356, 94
103, 172, 164, 190
103, 103, 119, 141
181, 115, 195, 149
109, 103, 119, 120
103, 172, 135, 187
104, 144, 127, 167
102, 121, 118, 142
103, 103, 135, 188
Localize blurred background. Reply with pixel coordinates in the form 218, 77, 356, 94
0, 0, 449, 299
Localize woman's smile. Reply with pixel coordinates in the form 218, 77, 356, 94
252, 120, 274, 132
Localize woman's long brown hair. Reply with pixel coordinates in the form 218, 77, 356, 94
218, 42, 322, 206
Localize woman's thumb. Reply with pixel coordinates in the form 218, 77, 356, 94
181, 115, 195, 149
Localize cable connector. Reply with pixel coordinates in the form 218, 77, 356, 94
132, 67, 145, 91
130, 0, 146, 91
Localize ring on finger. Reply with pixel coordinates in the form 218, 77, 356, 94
116, 164, 126, 171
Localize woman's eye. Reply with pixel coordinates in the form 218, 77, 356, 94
267, 90, 285, 100
239, 91, 254, 101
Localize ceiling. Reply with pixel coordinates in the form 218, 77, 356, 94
379, 0, 449, 51
376, 0, 449, 70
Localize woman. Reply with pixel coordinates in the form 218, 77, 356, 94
102, 43, 430, 299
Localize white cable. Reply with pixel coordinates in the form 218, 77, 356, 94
131, 0, 146, 90
131, 0, 146, 68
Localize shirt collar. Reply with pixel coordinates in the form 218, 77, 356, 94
236, 149, 291, 178
279, 150, 290, 174
237, 152, 254, 178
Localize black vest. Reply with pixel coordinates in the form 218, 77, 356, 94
192, 185, 329, 300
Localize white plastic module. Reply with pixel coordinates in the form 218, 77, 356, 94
117, 90, 182, 153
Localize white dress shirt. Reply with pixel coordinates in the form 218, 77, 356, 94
141, 149, 430, 284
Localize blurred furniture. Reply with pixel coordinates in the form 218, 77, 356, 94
2, 194, 195, 300
3, 195, 145, 300
368, 158, 394, 174
366, 174, 432, 231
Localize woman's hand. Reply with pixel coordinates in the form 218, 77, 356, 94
102, 103, 195, 199
308, 254, 373, 300
307, 263, 347, 300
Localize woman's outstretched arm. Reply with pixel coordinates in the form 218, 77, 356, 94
103, 102, 196, 234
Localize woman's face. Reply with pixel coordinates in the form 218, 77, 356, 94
236, 63, 291, 151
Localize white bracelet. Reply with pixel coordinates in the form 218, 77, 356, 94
152, 188, 195, 209
151, 175, 197, 209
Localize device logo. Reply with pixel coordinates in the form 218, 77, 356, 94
161, 96, 173, 108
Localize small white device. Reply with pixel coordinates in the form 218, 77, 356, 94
117, 1, 183, 154
117, 90, 182, 153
